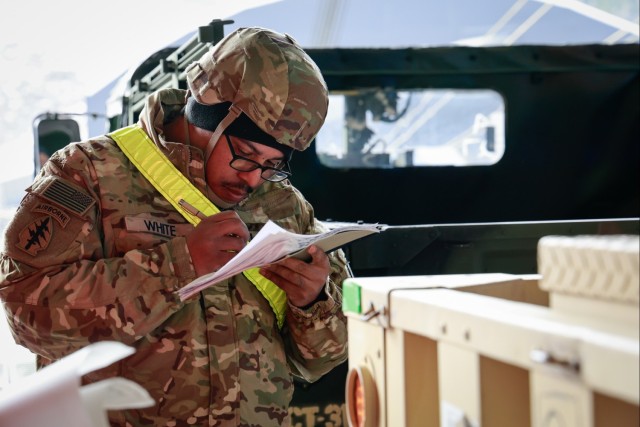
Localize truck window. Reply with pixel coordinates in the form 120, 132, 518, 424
316, 88, 505, 168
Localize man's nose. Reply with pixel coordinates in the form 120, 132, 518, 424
238, 168, 264, 188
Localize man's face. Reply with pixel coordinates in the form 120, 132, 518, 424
206, 133, 286, 205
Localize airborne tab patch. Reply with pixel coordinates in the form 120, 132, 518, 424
32, 203, 71, 227
41, 178, 95, 217
17, 216, 53, 256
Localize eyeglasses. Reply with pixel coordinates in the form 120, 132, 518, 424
225, 134, 291, 183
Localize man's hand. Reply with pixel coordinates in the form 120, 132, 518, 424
259, 245, 331, 308
186, 211, 250, 277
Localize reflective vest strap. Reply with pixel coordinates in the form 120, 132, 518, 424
111, 125, 219, 225
110, 125, 287, 328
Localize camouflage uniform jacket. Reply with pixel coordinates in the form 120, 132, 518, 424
0, 88, 349, 426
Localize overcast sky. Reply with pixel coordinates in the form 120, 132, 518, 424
0, 0, 279, 184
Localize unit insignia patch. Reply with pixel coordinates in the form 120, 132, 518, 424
16, 216, 54, 256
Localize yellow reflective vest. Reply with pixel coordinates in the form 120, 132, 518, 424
110, 125, 287, 327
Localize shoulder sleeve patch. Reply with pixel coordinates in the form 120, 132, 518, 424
16, 216, 54, 256
37, 177, 96, 217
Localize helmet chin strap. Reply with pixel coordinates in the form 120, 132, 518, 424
203, 103, 243, 207
204, 104, 242, 162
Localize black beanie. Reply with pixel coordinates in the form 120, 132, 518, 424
185, 98, 293, 160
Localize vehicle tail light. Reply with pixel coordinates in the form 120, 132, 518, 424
345, 366, 378, 427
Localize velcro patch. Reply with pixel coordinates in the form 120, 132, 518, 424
32, 202, 71, 227
125, 217, 178, 238
40, 178, 95, 217
16, 216, 54, 256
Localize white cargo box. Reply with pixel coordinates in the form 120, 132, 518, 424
342, 235, 639, 427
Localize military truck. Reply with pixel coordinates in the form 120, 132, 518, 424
32, 17, 638, 426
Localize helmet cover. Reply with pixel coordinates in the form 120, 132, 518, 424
186, 26, 328, 151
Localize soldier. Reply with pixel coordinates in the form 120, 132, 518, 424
0, 27, 349, 426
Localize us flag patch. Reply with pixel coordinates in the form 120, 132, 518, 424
41, 178, 95, 217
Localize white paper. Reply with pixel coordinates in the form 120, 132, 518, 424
178, 220, 384, 300
0, 341, 153, 427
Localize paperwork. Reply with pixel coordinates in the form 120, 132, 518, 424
0, 341, 153, 427
178, 220, 384, 300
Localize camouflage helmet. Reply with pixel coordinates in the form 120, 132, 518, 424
185, 27, 328, 159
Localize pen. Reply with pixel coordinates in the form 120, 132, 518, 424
178, 199, 208, 220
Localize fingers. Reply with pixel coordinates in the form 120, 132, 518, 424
197, 211, 250, 241
307, 245, 330, 267
186, 211, 250, 277
218, 233, 246, 253
260, 245, 331, 307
